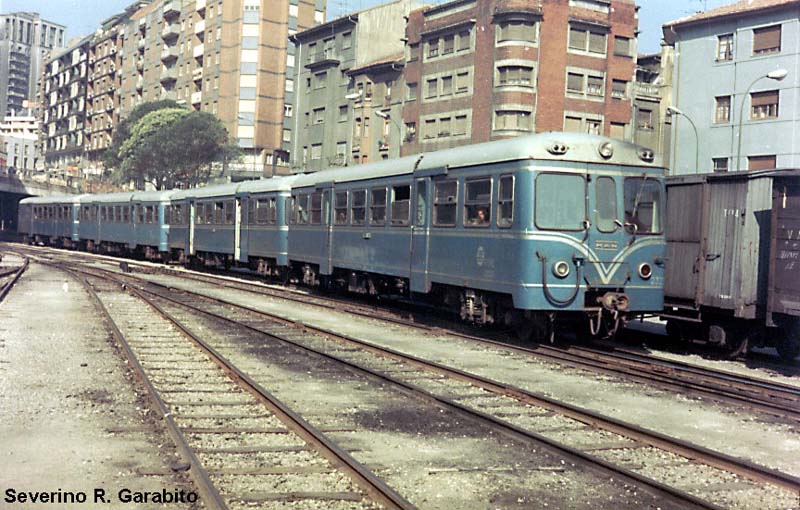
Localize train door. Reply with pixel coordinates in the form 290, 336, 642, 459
189, 200, 196, 256
410, 178, 431, 293
234, 197, 242, 261
702, 181, 747, 310
585, 168, 627, 286
322, 188, 333, 275
238, 194, 250, 263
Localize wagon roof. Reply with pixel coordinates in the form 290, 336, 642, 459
291, 154, 423, 188
667, 168, 800, 185
131, 190, 176, 202
80, 192, 136, 204
173, 182, 242, 200
236, 175, 299, 194
20, 194, 89, 205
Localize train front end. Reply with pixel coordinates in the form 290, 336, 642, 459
519, 134, 666, 338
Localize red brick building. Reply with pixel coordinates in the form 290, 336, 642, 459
401, 0, 638, 155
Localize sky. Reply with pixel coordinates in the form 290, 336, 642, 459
0, 0, 734, 54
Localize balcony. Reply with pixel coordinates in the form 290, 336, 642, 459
192, 68, 203, 81
160, 67, 178, 83
193, 43, 205, 59
305, 48, 340, 69
161, 45, 179, 62
194, 19, 205, 34
195, 0, 206, 13
136, 78, 144, 91
137, 38, 146, 52
634, 82, 660, 99
163, 1, 180, 18
161, 24, 180, 40
191, 91, 202, 104
136, 57, 144, 70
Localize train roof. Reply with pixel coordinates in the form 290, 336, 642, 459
80, 192, 136, 204
667, 168, 800, 185
173, 182, 242, 200
132, 190, 175, 202
20, 194, 88, 205
236, 175, 299, 194
290, 132, 663, 189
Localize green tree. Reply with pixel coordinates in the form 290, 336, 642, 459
116, 107, 238, 190
102, 99, 180, 172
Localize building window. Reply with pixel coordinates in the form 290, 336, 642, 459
282, 129, 291, 142
425, 78, 437, 99
442, 34, 455, 55
637, 108, 653, 130
613, 36, 631, 56
610, 122, 626, 140
453, 115, 467, 136
750, 90, 778, 119
568, 26, 606, 54
611, 79, 627, 99
566, 70, 604, 98
753, 25, 781, 55
342, 31, 352, 49
441, 75, 453, 95
715, 96, 731, 123
717, 33, 734, 61
311, 144, 322, 160
314, 71, 326, 89
424, 119, 436, 139
712, 158, 728, 172
497, 65, 534, 87
457, 29, 471, 51
748, 155, 776, 170
406, 82, 417, 100
455, 72, 469, 93
284, 104, 293, 117
404, 122, 416, 141
338, 105, 348, 122
494, 109, 532, 131
313, 107, 325, 124
427, 39, 439, 58
497, 19, 537, 43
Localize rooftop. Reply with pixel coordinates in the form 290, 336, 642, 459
665, 0, 800, 32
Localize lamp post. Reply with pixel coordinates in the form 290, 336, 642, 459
344, 90, 363, 166
735, 68, 788, 171
375, 109, 401, 159
666, 106, 699, 173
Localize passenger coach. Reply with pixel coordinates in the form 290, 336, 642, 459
286, 132, 666, 341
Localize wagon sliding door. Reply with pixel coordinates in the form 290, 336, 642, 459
410, 178, 431, 293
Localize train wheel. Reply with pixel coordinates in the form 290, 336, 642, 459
513, 312, 554, 344
724, 332, 749, 359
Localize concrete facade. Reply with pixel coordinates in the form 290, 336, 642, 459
632, 48, 672, 168
402, 0, 638, 156
290, 0, 419, 172
0, 115, 39, 173
664, 0, 800, 174
0, 12, 65, 118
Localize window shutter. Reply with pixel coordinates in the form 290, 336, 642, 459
753, 25, 781, 53
751, 90, 778, 106
748, 155, 776, 170
568, 27, 586, 49
588, 31, 606, 53
567, 73, 583, 92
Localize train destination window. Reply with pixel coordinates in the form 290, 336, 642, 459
535, 173, 585, 231
624, 177, 662, 234
334, 191, 348, 225
433, 180, 457, 227
595, 176, 618, 232
497, 175, 514, 227
351, 190, 366, 225
370, 187, 387, 225
256, 199, 270, 224
310, 192, 323, 225
465, 178, 491, 227
391, 185, 410, 226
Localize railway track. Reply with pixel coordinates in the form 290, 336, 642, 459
11, 244, 800, 418
0, 253, 28, 302
72, 268, 415, 510
49, 259, 800, 510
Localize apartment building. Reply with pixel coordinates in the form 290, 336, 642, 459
0, 12, 65, 118
402, 0, 638, 155
0, 115, 39, 173
290, 0, 419, 172
664, 0, 800, 174
41, 35, 92, 169
632, 48, 672, 167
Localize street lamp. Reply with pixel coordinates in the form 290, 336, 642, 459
735, 68, 788, 171
666, 106, 699, 173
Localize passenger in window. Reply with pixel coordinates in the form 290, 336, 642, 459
470, 207, 489, 225
337, 210, 346, 224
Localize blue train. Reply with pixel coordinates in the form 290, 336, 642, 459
18, 132, 666, 341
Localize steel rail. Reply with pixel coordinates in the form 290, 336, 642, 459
64, 269, 738, 510
0, 256, 28, 302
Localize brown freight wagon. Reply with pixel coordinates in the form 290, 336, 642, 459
663, 169, 800, 360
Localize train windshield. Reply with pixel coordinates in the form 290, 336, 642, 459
623, 177, 662, 234
535, 173, 585, 231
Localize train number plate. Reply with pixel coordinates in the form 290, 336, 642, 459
595, 240, 618, 251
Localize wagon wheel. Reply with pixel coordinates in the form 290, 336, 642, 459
723, 329, 750, 359
513, 312, 554, 344
776, 321, 800, 362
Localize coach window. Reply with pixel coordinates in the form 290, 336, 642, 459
195, 203, 204, 224
535, 173, 585, 230
123, 206, 130, 223
351, 190, 366, 225
465, 178, 491, 227
224, 201, 235, 224
256, 198, 269, 224
146, 206, 156, 224
595, 176, 618, 232
334, 191, 348, 225
370, 187, 387, 225
497, 175, 514, 227
391, 184, 410, 226
268, 198, 277, 224
623, 177, 662, 234
213, 202, 223, 224
310, 192, 323, 224
101, 206, 108, 222
296, 193, 309, 224
137, 205, 145, 224
433, 179, 457, 227
205, 202, 214, 224
247, 199, 256, 224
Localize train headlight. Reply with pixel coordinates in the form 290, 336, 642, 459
552, 260, 571, 279
598, 141, 614, 159
638, 262, 653, 280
